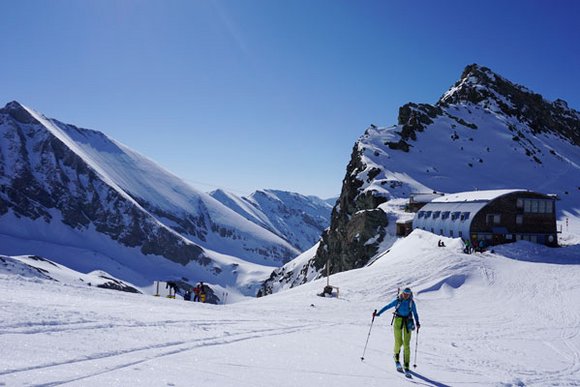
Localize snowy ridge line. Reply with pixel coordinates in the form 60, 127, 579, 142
19, 105, 213, 258
0, 320, 338, 383
21, 104, 141, 210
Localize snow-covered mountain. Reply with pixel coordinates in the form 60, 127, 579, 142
0, 101, 304, 295
210, 189, 332, 252
260, 64, 580, 295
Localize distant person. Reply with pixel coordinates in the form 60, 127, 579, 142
478, 239, 486, 252
193, 284, 201, 302
184, 289, 191, 301
199, 282, 207, 303
463, 239, 472, 254
166, 281, 178, 298
373, 288, 420, 376
438, 240, 445, 247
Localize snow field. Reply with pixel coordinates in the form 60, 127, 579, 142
1, 230, 579, 386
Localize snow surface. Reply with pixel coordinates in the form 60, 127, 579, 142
2, 230, 579, 386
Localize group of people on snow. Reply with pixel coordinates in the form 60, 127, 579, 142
183, 282, 207, 302
438, 238, 487, 253
463, 238, 487, 254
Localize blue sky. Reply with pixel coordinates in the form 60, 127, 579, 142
1, 0, 579, 198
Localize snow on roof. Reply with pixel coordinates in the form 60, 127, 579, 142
432, 189, 527, 203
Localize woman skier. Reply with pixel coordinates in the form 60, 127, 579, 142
374, 287, 420, 374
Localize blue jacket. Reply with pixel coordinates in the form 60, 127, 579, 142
376, 297, 420, 324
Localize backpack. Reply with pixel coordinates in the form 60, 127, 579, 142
392, 290, 415, 331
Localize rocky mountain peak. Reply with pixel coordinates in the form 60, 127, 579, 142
437, 64, 580, 146
1, 101, 37, 124
438, 64, 526, 107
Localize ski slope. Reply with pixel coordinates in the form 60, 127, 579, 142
1, 231, 579, 386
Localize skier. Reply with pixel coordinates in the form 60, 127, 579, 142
374, 287, 420, 375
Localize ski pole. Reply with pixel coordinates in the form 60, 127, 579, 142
413, 328, 419, 368
361, 309, 377, 361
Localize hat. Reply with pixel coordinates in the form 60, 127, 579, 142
402, 287, 412, 294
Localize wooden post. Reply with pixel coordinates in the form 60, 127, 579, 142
326, 257, 330, 287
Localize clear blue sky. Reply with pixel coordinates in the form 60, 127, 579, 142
1, 0, 579, 198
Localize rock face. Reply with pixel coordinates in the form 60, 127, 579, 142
311, 145, 388, 275
0, 101, 302, 285
259, 64, 580, 296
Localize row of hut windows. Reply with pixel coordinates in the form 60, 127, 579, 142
517, 198, 553, 214
418, 210, 471, 221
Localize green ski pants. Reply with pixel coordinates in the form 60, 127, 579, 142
393, 316, 412, 366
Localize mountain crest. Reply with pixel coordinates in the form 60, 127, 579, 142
1, 100, 37, 124
438, 64, 530, 108
435, 64, 579, 145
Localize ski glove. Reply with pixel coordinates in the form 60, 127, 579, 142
417, 323, 421, 331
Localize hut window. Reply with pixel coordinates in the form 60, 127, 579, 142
531, 200, 539, 213
451, 212, 460, 221
460, 212, 470, 221
418, 211, 424, 218
433, 211, 441, 219
486, 214, 501, 225
546, 201, 553, 213
442, 211, 450, 219
516, 214, 523, 225
517, 198, 523, 208
538, 200, 546, 213
449, 230, 454, 237
524, 200, 531, 213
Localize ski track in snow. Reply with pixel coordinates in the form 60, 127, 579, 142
1, 316, 337, 385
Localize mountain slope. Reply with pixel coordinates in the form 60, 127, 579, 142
260, 64, 580, 295
210, 189, 332, 252
0, 101, 300, 293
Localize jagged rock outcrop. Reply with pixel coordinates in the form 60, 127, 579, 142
439, 64, 580, 145
310, 145, 388, 274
